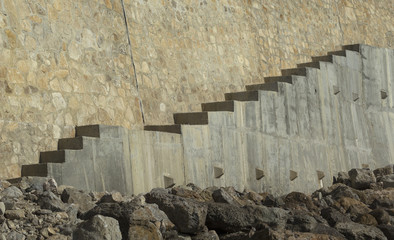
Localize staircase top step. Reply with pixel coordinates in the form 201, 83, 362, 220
281, 67, 307, 76
58, 137, 83, 150
327, 50, 346, 56
40, 150, 66, 164
144, 125, 182, 134
342, 44, 361, 52
297, 61, 321, 69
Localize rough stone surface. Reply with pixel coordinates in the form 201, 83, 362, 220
348, 168, 377, 190
72, 215, 122, 240
1, 0, 393, 181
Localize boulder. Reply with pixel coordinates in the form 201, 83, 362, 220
381, 174, 394, 189
377, 225, 394, 239
335, 222, 387, 240
4, 209, 25, 220
321, 208, 351, 227
373, 166, 393, 181
61, 188, 95, 213
128, 222, 163, 240
311, 224, 346, 239
206, 202, 288, 233
369, 208, 390, 225
286, 211, 317, 232
334, 171, 351, 185
284, 192, 317, 211
145, 188, 207, 234
72, 214, 122, 240
191, 230, 219, 240
38, 191, 67, 212
212, 187, 243, 206
348, 168, 376, 190
0, 202, 5, 216
0, 186, 23, 199
356, 213, 378, 226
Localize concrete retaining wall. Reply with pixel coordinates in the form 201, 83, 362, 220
20, 45, 393, 196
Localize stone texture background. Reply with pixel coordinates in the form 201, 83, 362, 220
0, 0, 393, 179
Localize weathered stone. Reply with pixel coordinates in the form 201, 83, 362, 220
0, 186, 23, 199
4, 209, 25, 220
0, 203, 5, 216
348, 168, 376, 190
356, 213, 378, 226
284, 192, 317, 211
374, 166, 394, 181
206, 203, 288, 233
335, 222, 387, 240
6, 231, 25, 240
145, 188, 207, 234
381, 174, 394, 189
128, 222, 162, 240
73, 215, 122, 240
321, 208, 351, 227
377, 225, 394, 239
192, 230, 219, 240
370, 208, 390, 225
311, 224, 346, 239
334, 172, 351, 185
212, 188, 243, 206
61, 188, 95, 213
38, 191, 67, 212
98, 192, 124, 204
286, 211, 317, 232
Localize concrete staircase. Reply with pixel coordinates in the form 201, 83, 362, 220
18, 44, 394, 195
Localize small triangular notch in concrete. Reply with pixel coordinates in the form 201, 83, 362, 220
214, 167, 224, 178
255, 168, 265, 180
352, 93, 359, 102
333, 86, 340, 95
290, 170, 298, 181
381, 90, 388, 99
317, 170, 325, 180
164, 175, 175, 189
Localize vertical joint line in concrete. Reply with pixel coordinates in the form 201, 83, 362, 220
121, 0, 146, 124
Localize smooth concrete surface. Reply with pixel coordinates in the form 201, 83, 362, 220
20, 45, 394, 196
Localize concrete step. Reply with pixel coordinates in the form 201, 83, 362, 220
297, 61, 321, 69
246, 82, 280, 92
327, 50, 346, 57
281, 68, 307, 76
225, 91, 259, 101
58, 136, 83, 150
202, 101, 235, 112
311, 55, 334, 63
21, 163, 48, 177
144, 125, 182, 134
173, 112, 208, 125
342, 44, 361, 52
76, 125, 100, 138
264, 76, 294, 84
40, 150, 66, 163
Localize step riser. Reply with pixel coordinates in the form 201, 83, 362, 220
311, 55, 333, 63
173, 113, 208, 125
225, 91, 258, 101
264, 76, 293, 84
144, 125, 182, 134
58, 137, 83, 150
76, 125, 100, 138
40, 151, 66, 164
281, 68, 307, 76
21, 164, 48, 177
202, 101, 234, 112
297, 62, 321, 69
246, 83, 279, 92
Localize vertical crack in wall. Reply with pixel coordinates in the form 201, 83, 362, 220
121, 0, 146, 124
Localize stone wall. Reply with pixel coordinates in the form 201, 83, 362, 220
1, 0, 393, 179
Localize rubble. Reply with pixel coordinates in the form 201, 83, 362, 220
0, 166, 393, 239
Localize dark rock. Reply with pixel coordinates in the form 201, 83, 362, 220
374, 166, 393, 181
328, 184, 360, 201
286, 211, 317, 232
4, 209, 25, 220
128, 221, 162, 240
97, 192, 124, 204
61, 188, 95, 213
206, 202, 288, 233
145, 188, 207, 234
219, 227, 271, 240
335, 222, 387, 240
334, 171, 351, 185
356, 213, 378, 226
0, 186, 23, 199
0, 202, 4, 216
311, 224, 346, 239
37, 191, 67, 212
191, 230, 219, 240
73, 214, 122, 240
377, 225, 394, 239
284, 192, 317, 212
212, 188, 242, 206
381, 174, 394, 189
369, 208, 390, 225
321, 208, 351, 227
348, 168, 376, 190
262, 194, 277, 207
171, 186, 205, 201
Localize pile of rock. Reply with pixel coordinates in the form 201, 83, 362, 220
0, 165, 394, 240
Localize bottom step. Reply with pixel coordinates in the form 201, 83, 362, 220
144, 125, 182, 134
21, 163, 48, 177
